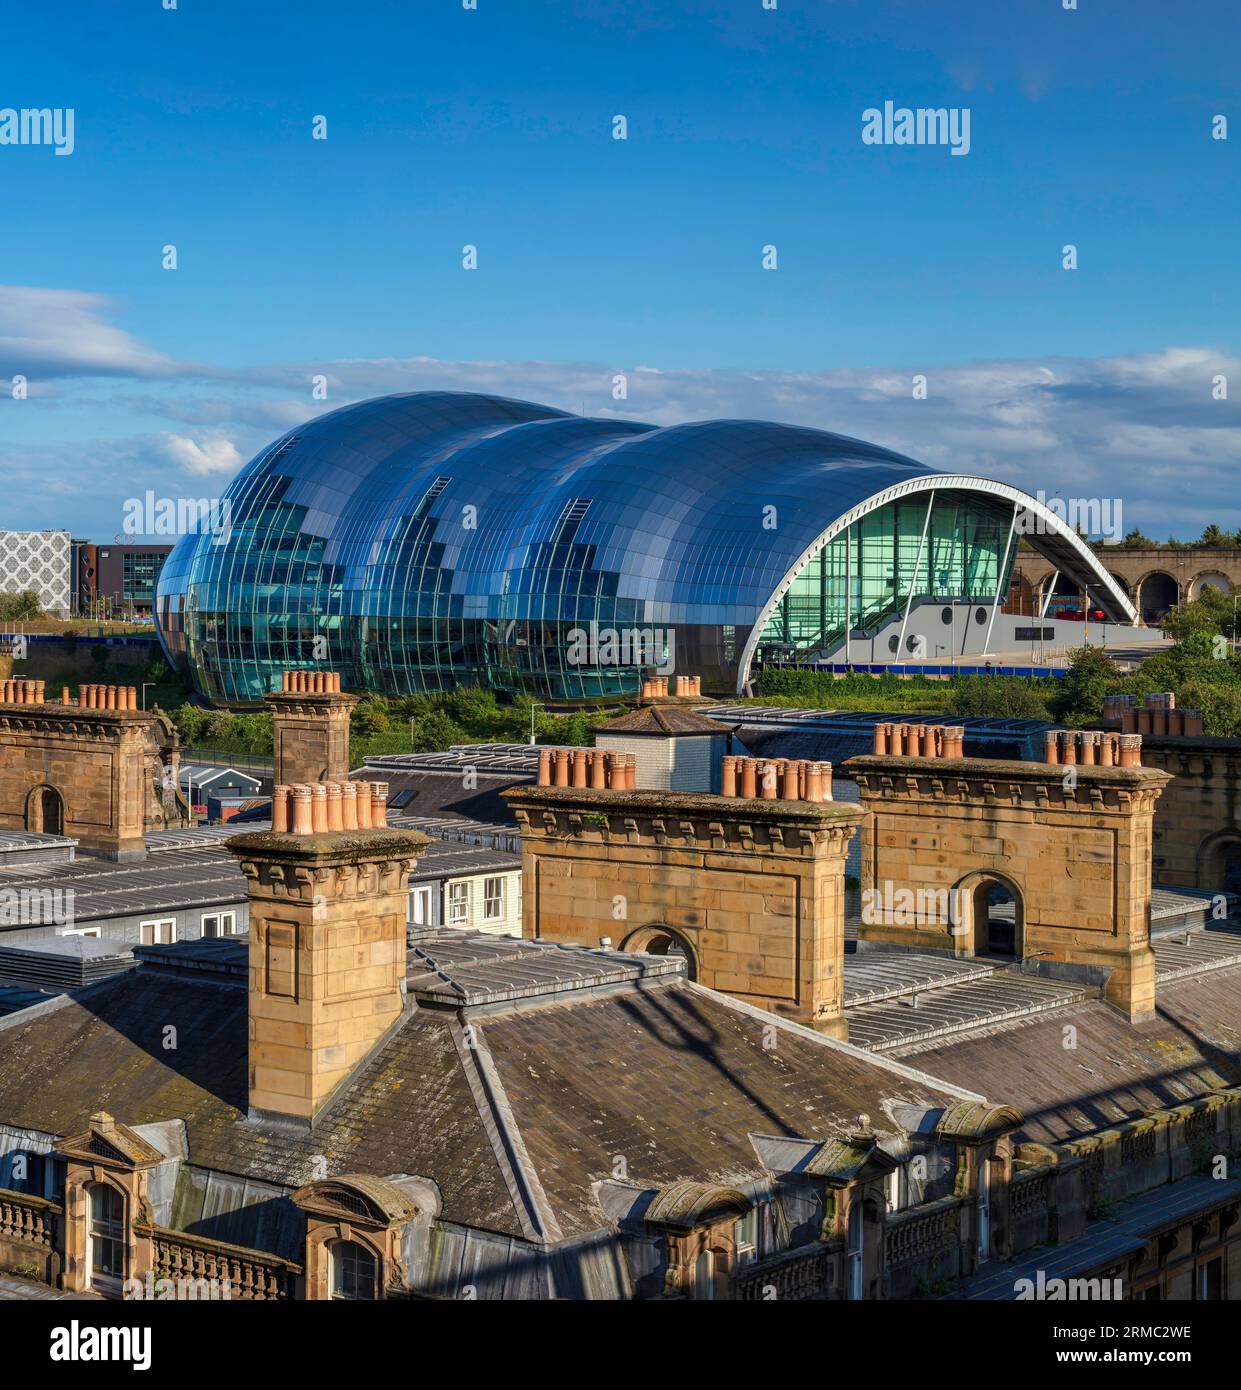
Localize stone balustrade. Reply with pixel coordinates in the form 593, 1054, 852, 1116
147, 1224, 301, 1300
734, 1242, 835, 1300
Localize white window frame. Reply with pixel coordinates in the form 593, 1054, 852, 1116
447, 881, 470, 926
201, 911, 235, 938
482, 876, 505, 922
410, 885, 435, 927
140, 918, 177, 946
734, 1208, 757, 1266
846, 1200, 863, 1301
60, 926, 101, 938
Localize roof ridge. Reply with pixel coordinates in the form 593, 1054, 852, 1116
449, 1017, 564, 1248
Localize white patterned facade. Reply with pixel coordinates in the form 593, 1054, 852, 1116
0, 530, 72, 616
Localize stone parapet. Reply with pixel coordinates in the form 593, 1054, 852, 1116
1124, 735, 1241, 890
845, 755, 1170, 1022
504, 784, 863, 1036
0, 701, 185, 858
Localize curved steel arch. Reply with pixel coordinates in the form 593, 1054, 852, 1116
737, 474, 1138, 693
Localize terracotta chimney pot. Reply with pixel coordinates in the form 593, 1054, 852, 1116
1118, 733, 1143, 768
782, 761, 799, 800
325, 781, 343, 831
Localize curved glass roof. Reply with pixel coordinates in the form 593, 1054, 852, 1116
155, 391, 1129, 702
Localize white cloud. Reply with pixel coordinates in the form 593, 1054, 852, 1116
157, 432, 243, 476
0, 284, 1236, 540
0, 286, 182, 380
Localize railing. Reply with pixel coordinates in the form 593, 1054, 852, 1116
734, 1242, 833, 1301
146, 1225, 301, 1300
1121, 1128, 1158, 1166
0, 1187, 56, 1251
1009, 1168, 1051, 1219
183, 746, 274, 773
884, 1195, 962, 1267
1183, 1106, 1220, 1147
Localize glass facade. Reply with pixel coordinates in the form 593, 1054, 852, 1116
122, 550, 166, 605
758, 491, 1017, 656
154, 392, 1049, 704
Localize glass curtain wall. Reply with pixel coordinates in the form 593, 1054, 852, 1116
758, 492, 1016, 656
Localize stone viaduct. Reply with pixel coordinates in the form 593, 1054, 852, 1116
1011, 547, 1241, 625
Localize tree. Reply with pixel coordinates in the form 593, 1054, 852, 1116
1162, 593, 1228, 643
1048, 645, 1120, 723
351, 700, 391, 736
171, 703, 212, 745
0, 590, 43, 621
409, 709, 468, 752
1118, 528, 1158, 549
948, 676, 1050, 720
444, 686, 502, 734
1200, 523, 1234, 548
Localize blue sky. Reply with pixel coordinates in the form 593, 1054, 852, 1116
1, 0, 1238, 539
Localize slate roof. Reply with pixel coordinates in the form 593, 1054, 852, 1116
0, 932, 974, 1245
595, 705, 732, 737
887, 966, 1241, 1146
705, 708, 1061, 769
0, 837, 518, 930
482, 982, 969, 1239
355, 766, 527, 823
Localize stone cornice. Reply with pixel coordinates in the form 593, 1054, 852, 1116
263, 691, 359, 716
0, 706, 159, 739
505, 785, 863, 854
845, 754, 1170, 815
227, 827, 430, 900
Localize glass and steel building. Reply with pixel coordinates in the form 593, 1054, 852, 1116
156, 392, 1134, 703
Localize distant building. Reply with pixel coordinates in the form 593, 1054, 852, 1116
0, 530, 72, 617
73, 542, 173, 617
154, 392, 1137, 704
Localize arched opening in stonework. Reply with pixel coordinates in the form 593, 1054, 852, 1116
25, 784, 64, 836
955, 871, 1024, 959
1198, 832, 1241, 896
621, 925, 699, 980
1137, 571, 1179, 623
1005, 571, 1036, 616
1191, 571, 1232, 600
